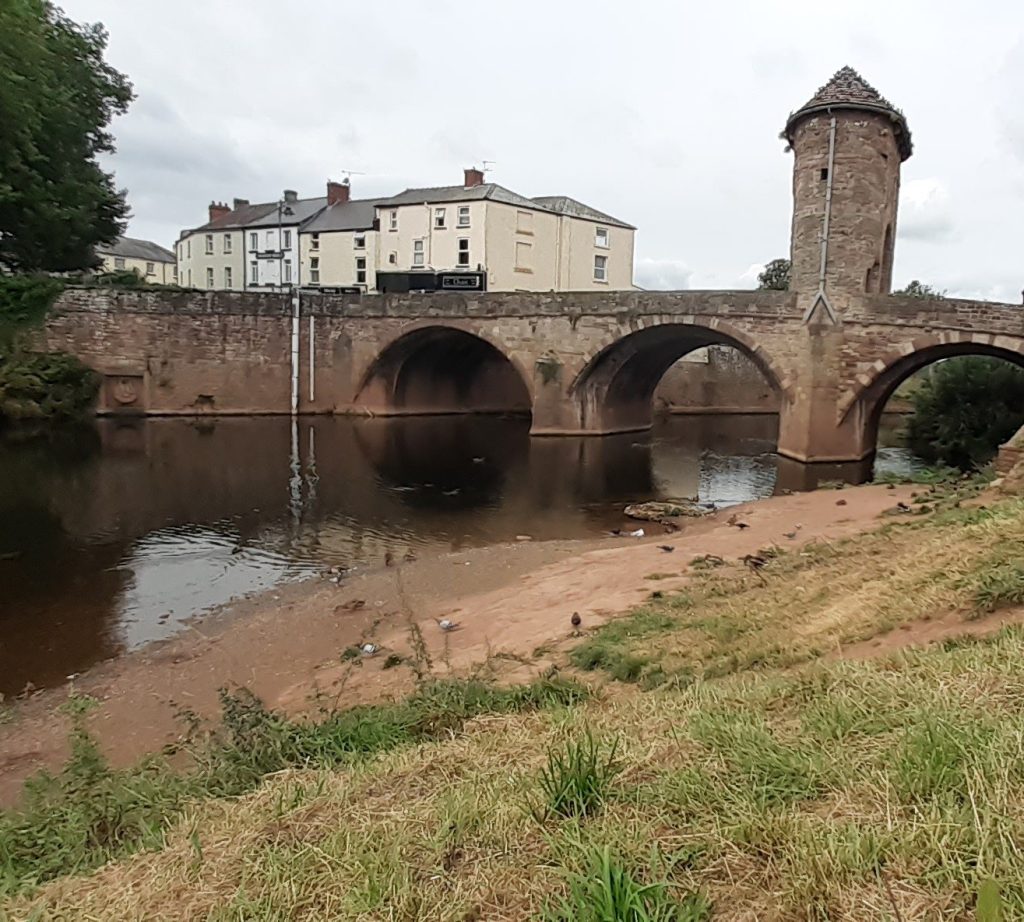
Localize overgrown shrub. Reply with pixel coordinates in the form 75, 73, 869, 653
907, 357, 1024, 470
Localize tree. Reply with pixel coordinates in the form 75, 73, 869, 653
0, 0, 133, 272
907, 357, 1024, 470
894, 280, 946, 299
757, 258, 790, 291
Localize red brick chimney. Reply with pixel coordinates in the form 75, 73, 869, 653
208, 201, 231, 222
464, 167, 485, 188
327, 180, 350, 205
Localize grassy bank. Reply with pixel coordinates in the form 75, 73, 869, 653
4, 485, 1024, 919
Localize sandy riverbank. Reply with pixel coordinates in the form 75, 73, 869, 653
0, 483, 914, 805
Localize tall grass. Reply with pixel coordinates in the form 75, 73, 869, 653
533, 731, 621, 821
0, 676, 586, 895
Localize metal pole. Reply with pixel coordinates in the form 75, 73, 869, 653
291, 291, 300, 415
308, 312, 315, 402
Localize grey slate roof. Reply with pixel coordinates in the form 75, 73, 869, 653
531, 195, 633, 229
379, 182, 542, 210
302, 198, 386, 233
378, 183, 634, 228
185, 201, 279, 236
785, 66, 912, 160
243, 197, 328, 229
98, 236, 176, 263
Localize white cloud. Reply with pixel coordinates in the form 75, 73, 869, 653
635, 258, 693, 291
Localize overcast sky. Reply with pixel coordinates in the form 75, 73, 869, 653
61, 0, 1024, 301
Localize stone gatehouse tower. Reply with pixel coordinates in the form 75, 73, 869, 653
784, 66, 912, 317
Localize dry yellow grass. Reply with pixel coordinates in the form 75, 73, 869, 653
6, 493, 1024, 921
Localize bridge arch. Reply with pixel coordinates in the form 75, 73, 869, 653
838, 331, 1024, 459
353, 324, 533, 417
569, 319, 789, 434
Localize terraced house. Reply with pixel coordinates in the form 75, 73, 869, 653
176, 169, 635, 293
96, 236, 177, 284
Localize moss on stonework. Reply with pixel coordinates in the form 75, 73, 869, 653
0, 277, 99, 422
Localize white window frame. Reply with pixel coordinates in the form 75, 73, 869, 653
595, 226, 609, 248
310, 233, 320, 251
388, 252, 397, 265
355, 256, 367, 285
389, 210, 398, 231
284, 261, 292, 283
249, 232, 258, 252
354, 234, 366, 249
205, 234, 214, 255
186, 239, 191, 258
309, 256, 320, 285
114, 256, 126, 270
224, 266, 233, 288
145, 261, 155, 275
265, 230, 273, 249
457, 205, 470, 228
223, 234, 232, 254
457, 237, 470, 267
434, 207, 446, 229
283, 229, 292, 249
249, 261, 258, 284
206, 267, 214, 288
593, 254, 608, 282
412, 239, 425, 267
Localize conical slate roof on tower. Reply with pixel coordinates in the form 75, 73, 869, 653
784, 66, 912, 160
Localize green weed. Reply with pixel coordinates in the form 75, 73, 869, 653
533, 731, 621, 821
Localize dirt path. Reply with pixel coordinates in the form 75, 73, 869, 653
0, 483, 913, 805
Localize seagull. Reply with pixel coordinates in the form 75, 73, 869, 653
360, 643, 380, 657
472, 457, 485, 464
657, 545, 675, 553
436, 618, 460, 632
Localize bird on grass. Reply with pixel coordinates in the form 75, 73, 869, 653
657, 545, 675, 553
741, 554, 768, 585
436, 618, 460, 632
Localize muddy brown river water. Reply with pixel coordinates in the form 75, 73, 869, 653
0, 413, 920, 695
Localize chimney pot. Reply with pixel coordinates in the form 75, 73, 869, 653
208, 201, 231, 222
464, 167, 485, 188
327, 179, 351, 206
283, 189, 298, 203
232, 197, 249, 210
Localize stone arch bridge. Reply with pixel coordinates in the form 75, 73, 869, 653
41, 286, 1024, 464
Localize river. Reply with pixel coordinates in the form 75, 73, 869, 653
0, 413, 920, 695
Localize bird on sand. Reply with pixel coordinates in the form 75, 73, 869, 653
436, 618, 460, 632
360, 643, 380, 657
384, 551, 394, 567
727, 513, 750, 530
657, 545, 675, 553
570, 611, 582, 634
404, 551, 417, 563
783, 530, 798, 540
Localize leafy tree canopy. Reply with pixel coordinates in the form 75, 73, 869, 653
907, 357, 1024, 471
894, 280, 946, 299
0, 0, 133, 272
757, 258, 790, 291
